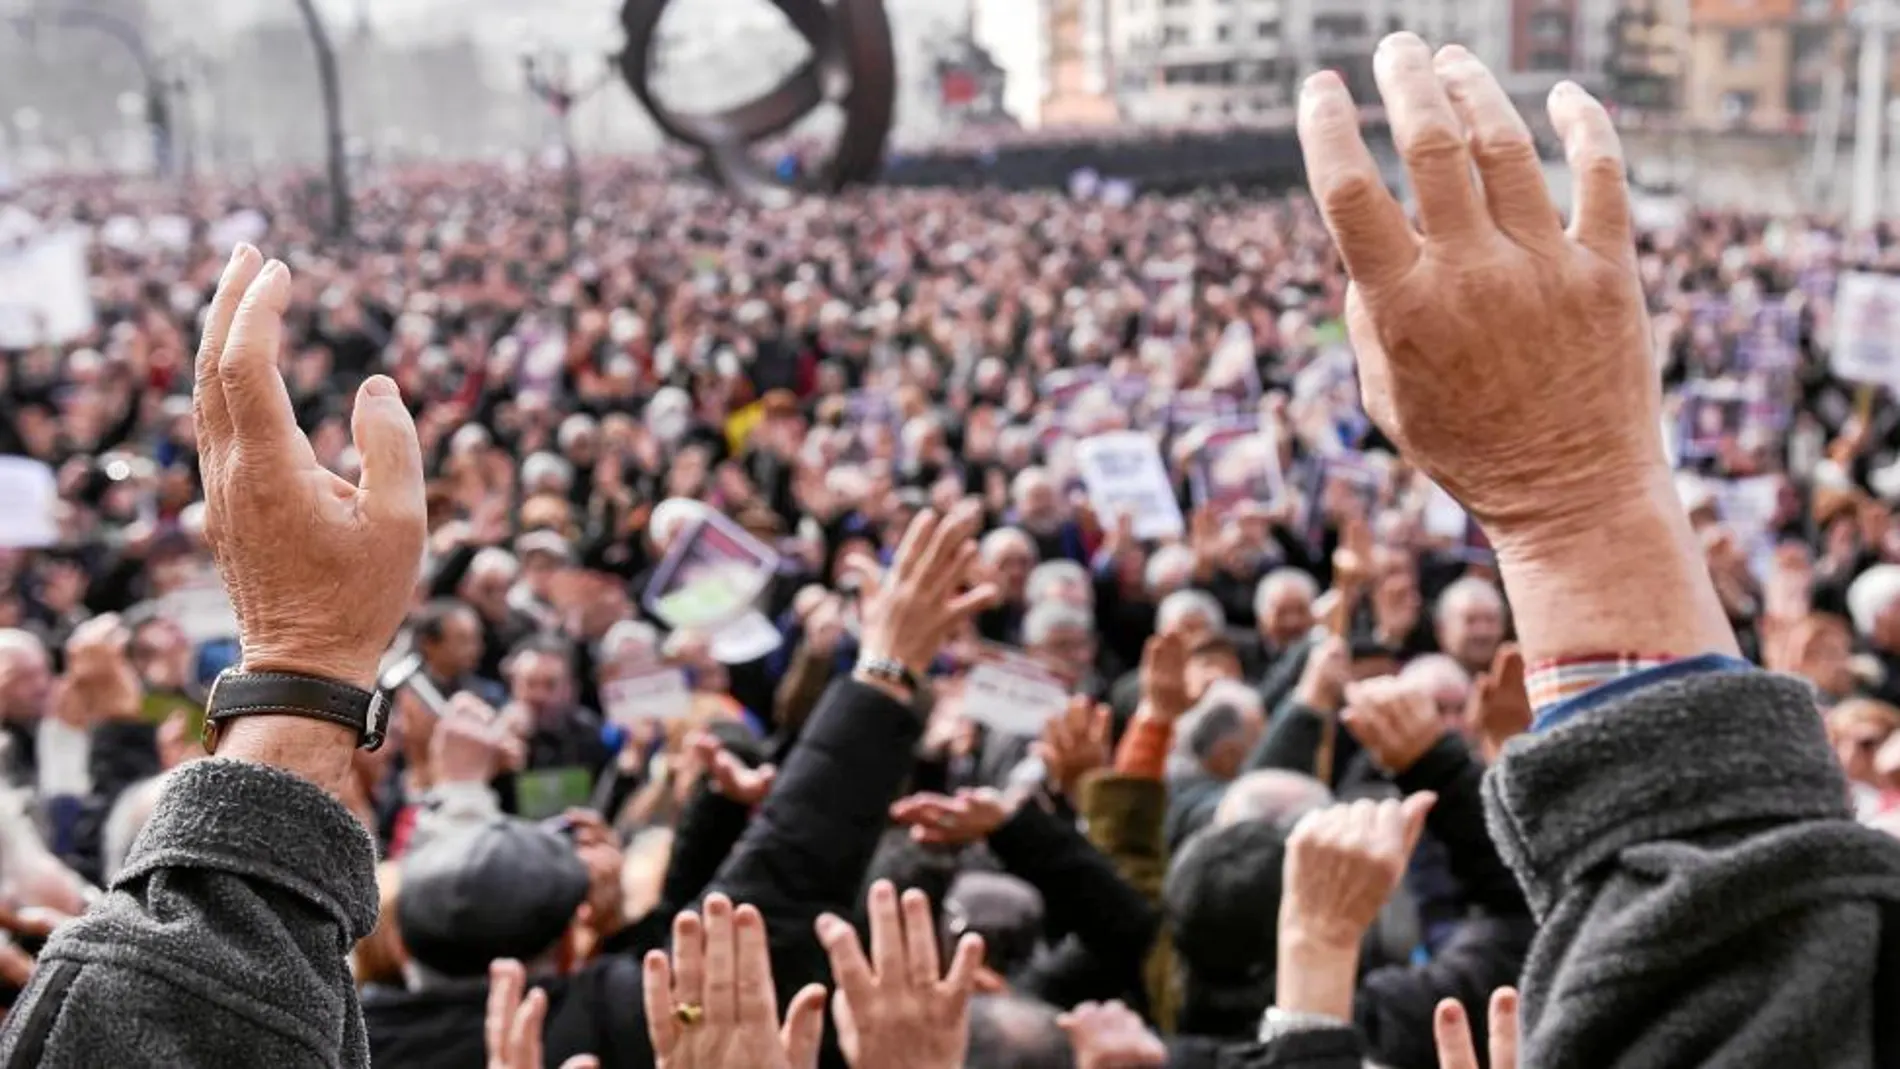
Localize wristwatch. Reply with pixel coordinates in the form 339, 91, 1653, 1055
202, 670, 391, 754
1258, 1006, 1350, 1043
856, 655, 921, 693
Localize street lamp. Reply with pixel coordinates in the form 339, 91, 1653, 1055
291, 0, 352, 240
521, 48, 618, 235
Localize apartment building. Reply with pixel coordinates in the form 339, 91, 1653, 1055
1680, 0, 1845, 131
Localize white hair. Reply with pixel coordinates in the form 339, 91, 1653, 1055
101, 773, 170, 884
979, 527, 1036, 564
468, 547, 520, 583
0, 629, 45, 661
1144, 545, 1197, 594
1157, 589, 1224, 633
1023, 601, 1093, 647
1255, 568, 1320, 616
900, 414, 941, 455
651, 498, 709, 549
600, 620, 661, 662
557, 414, 599, 451
1435, 576, 1504, 624
1010, 467, 1053, 504
1849, 565, 1900, 636
1399, 654, 1471, 694
521, 452, 574, 492
1025, 560, 1090, 605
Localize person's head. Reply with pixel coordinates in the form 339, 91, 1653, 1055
0, 629, 51, 722
942, 871, 1044, 979
1827, 698, 1900, 788
980, 528, 1038, 605
1157, 589, 1225, 647
1212, 770, 1333, 831
1397, 653, 1472, 727
504, 635, 575, 721
1144, 545, 1197, 598
1010, 468, 1061, 533
1179, 681, 1266, 781
513, 532, 572, 599
1372, 550, 1423, 635
459, 548, 520, 622
1024, 559, 1091, 610
1022, 601, 1096, 683
520, 451, 574, 498
964, 995, 1074, 1069
1850, 565, 1900, 654
414, 600, 483, 682
396, 819, 593, 984
649, 497, 708, 555
1165, 819, 1288, 1032
1185, 636, 1244, 701
1254, 569, 1318, 652
1434, 577, 1506, 675
557, 413, 599, 465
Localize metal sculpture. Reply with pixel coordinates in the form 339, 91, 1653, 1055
617, 0, 896, 198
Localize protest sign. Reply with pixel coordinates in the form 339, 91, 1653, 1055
0, 457, 58, 548
0, 229, 95, 349
1075, 431, 1185, 540
962, 652, 1069, 736
514, 767, 593, 821
602, 666, 692, 724
1189, 419, 1284, 515
1714, 475, 1782, 578
642, 512, 780, 632
154, 582, 241, 645
1301, 452, 1389, 550
1832, 272, 1900, 391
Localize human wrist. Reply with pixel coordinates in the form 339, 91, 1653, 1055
211, 716, 357, 799
242, 650, 379, 693
1488, 468, 1738, 666
1274, 924, 1361, 1020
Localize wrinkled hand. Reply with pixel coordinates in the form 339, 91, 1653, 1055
1281, 792, 1437, 948
194, 247, 425, 694
1299, 37, 1661, 541
644, 894, 828, 1069
688, 732, 777, 807
1342, 675, 1447, 774
1466, 645, 1532, 764
1293, 636, 1352, 714
60, 614, 142, 721
1434, 988, 1519, 1069
1058, 1000, 1167, 1069
429, 694, 522, 787
1330, 518, 1375, 590
856, 502, 999, 681
484, 959, 599, 1069
889, 787, 1018, 847
1139, 630, 1191, 722
803, 597, 847, 658
817, 881, 985, 1069
1035, 695, 1111, 800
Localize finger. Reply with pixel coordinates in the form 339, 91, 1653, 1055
1398, 791, 1438, 856
1494, 645, 1525, 692
507, 988, 548, 1069
193, 244, 264, 458
670, 909, 706, 1009
352, 375, 427, 524
901, 888, 942, 988
485, 959, 524, 1062
702, 894, 739, 1026
920, 501, 982, 582
1298, 72, 1417, 290
1489, 987, 1520, 1069
938, 931, 986, 998
1547, 80, 1632, 259
1373, 32, 1485, 240
733, 903, 780, 1026
218, 259, 306, 459
1089, 704, 1111, 747
923, 539, 981, 604
944, 582, 1000, 620
1433, 998, 1481, 1069
816, 912, 876, 1005
782, 984, 829, 1069
866, 879, 905, 980
1433, 45, 1558, 247
558, 1059, 600, 1069
890, 509, 940, 583
641, 951, 682, 1055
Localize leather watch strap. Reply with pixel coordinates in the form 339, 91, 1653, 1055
204, 670, 390, 753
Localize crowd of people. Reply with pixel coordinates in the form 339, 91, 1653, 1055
0, 32, 1898, 1068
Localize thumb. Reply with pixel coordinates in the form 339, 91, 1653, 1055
1399, 791, 1437, 855
781, 983, 828, 1069
1493, 645, 1525, 691
351, 375, 426, 524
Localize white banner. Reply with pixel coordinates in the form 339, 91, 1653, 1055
1832, 272, 1900, 390
0, 229, 95, 349
602, 668, 692, 724
0, 457, 58, 548
1075, 431, 1184, 540
962, 659, 1068, 736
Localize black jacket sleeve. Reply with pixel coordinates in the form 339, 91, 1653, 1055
659, 784, 752, 915
1391, 734, 1527, 919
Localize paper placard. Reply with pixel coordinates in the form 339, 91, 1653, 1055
1190, 420, 1284, 515
1074, 431, 1185, 540
1832, 272, 1900, 391
0, 457, 58, 548
642, 511, 781, 633
0, 229, 95, 349
514, 766, 593, 821
962, 659, 1068, 736
602, 668, 692, 724
154, 584, 240, 645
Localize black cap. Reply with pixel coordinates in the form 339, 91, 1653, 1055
396, 819, 590, 978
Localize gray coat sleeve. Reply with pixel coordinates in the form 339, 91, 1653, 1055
1484, 670, 1900, 1069
0, 758, 379, 1069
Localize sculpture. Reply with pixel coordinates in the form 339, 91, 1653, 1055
618, 0, 897, 199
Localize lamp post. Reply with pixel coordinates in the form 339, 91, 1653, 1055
522, 49, 618, 235
291, 0, 352, 241
7, 9, 173, 178
1852, 0, 1896, 229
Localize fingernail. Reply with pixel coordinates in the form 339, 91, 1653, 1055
363, 374, 399, 399
1552, 80, 1582, 98
223, 243, 256, 278
1302, 70, 1342, 95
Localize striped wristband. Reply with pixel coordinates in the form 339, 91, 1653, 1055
1525, 654, 1678, 712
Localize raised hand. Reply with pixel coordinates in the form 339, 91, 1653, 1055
855, 501, 999, 688
59, 614, 142, 721
1341, 675, 1447, 774
688, 732, 777, 807
1058, 1000, 1168, 1069
1466, 645, 1532, 764
429, 694, 524, 787
1035, 695, 1111, 800
1434, 988, 1520, 1069
1139, 630, 1191, 722
642, 894, 828, 1069
889, 787, 1018, 847
484, 959, 599, 1069
1293, 635, 1352, 715
192, 246, 426, 782
817, 881, 985, 1069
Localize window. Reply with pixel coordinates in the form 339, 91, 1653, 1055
1789, 80, 1825, 114
1725, 28, 1757, 63
1161, 24, 1188, 44
1162, 0, 1189, 7
1257, 19, 1279, 37
1530, 11, 1570, 45
1721, 89, 1757, 124
1799, 0, 1832, 14
1530, 49, 1571, 71
1792, 25, 1831, 69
